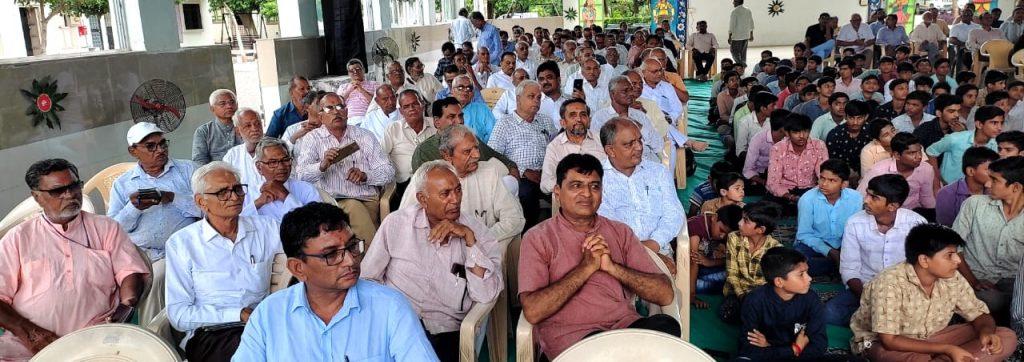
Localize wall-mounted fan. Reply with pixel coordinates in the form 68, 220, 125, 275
130, 79, 185, 132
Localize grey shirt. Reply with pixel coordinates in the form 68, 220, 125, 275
191, 119, 242, 165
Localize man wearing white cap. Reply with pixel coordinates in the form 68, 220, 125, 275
108, 122, 202, 325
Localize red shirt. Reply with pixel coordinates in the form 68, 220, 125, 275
518, 213, 662, 358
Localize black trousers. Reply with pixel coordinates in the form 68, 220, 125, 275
392, 180, 410, 213
184, 325, 245, 362
692, 50, 715, 76
426, 330, 461, 362
519, 178, 543, 229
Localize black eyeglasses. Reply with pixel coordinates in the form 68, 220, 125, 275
202, 184, 247, 201
135, 139, 170, 153
35, 180, 83, 198
299, 239, 365, 266
258, 157, 292, 168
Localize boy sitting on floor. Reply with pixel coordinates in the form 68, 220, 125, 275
701, 172, 747, 214
720, 202, 783, 324
737, 247, 836, 361
850, 223, 1017, 361
688, 204, 743, 309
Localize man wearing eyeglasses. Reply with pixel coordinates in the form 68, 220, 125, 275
453, 74, 496, 144
108, 122, 203, 325
231, 202, 439, 361
337, 59, 380, 120
295, 93, 395, 243
222, 108, 268, 194
362, 161, 503, 362
252, 138, 320, 221
192, 89, 243, 165
0, 159, 149, 360
383, 90, 438, 211
165, 161, 283, 362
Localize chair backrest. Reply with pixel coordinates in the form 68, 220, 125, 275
32, 324, 181, 362
0, 197, 95, 239
83, 162, 136, 212
316, 186, 339, 206
553, 329, 714, 362
481, 88, 505, 109
270, 252, 294, 292
982, 39, 1014, 68
641, 247, 683, 328
1012, 49, 1024, 67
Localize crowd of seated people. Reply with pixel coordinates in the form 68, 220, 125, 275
7, 6, 1024, 362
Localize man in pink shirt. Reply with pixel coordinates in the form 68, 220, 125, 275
767, 114, 829, 213
743, 110, 790, 190
518, 153, 677, 359
858, 132, 937, 215
361, 160, 504, 362
337, 59, 381, 118
0, 159, 149, 360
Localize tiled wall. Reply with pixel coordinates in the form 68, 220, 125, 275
0, 46, 235, 215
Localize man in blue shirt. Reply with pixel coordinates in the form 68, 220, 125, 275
795, 159, 863, 277
471, 11, 502, 65
927, 105, 1003, 184
265, 76, 310, 138
109, 122, 202, 324
232, 202, 439, 361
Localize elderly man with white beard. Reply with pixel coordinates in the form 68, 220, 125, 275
541, 99, 608, 194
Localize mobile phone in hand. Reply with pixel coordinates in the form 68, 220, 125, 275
110, 304, 134, 323
336, 142, 361, 161
573, 79, 584, 92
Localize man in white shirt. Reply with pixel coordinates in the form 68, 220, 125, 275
252, 138, 321, 221
831, 174, 925, 326
687, 20, 719, 81
537, 60, 568, 130
485, 52, 516, 90
383, 90, 438, 210
353, 85, 400, 143
967, 12, 1005, 52
910, 11, 948, 63
222, 108, 267, 192
593, 76, 664, 163
640, 58, 684, 123
491, 68, 530, 121
400, 125, 525, 242
515, 41, 538, 79
564, 58, 609, 112
450, 8, 476, 45
837, 14, 876, 67
165, 161, 284, 362
542, 99, 608, 193
728, 0, 754, 63
1000, 7, 1024, 44
949, 10, 981, 72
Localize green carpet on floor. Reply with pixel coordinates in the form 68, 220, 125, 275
681, 80, 853, 357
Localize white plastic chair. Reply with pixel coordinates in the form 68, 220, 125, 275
31, 324, 181, 361
554, 329, 714, 362
0, 196, 96, 238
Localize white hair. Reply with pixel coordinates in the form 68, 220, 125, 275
254, 137, 289, 162
515, 80, 540, 97
607, 75, 630, 93
453, 74, 473, 86
438, 124, 477, 156
191, 161, 241, 194
208, 89, 237, 106
412, 160, 458, 195
232, 107, 262, 127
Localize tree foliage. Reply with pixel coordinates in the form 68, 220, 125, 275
16, 0, 110, 16
208, 0, 264, 13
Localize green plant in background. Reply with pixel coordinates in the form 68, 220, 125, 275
260, 0, 278, 22
16, 0, 109, 54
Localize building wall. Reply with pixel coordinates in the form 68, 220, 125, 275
0, 45, 235, 214
688, 0, 867, 48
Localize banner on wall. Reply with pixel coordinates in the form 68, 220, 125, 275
650, 0, 688, 43
580, 0, 605, 27
885, 0, 918, 33
971, 0, 999, 13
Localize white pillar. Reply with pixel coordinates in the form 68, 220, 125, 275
278, 0, 319, 37
0, 1, 28, 58
378, 0, 393, 30
422, 0, 435, 25
121, 0, 180, 51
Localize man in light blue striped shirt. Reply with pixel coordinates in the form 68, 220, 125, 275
795, 159, 863, 278
232, 202, 438, 362
596, 118, 685, 269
